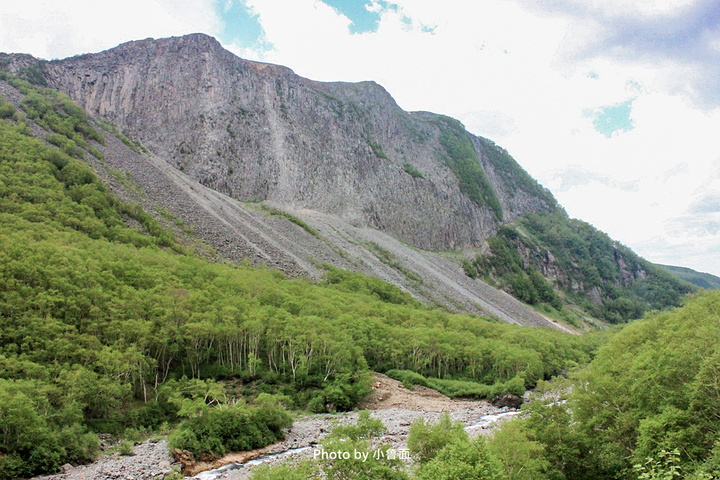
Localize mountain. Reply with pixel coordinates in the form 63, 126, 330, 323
0, 34, 693, 327
657, 263, 720, 290
41, 33, 556, 251
464, 212, 696, 324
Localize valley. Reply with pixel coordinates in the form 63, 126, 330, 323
0, 33, 716, 480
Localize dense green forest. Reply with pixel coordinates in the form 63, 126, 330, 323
465, 210, 695, 324
254, 291, 720, 480
515, 290, 720, 480
0, 76, 603, 478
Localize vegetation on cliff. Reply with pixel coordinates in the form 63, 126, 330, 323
477, 136, 556, 207
433, 115, 504, 221
465, 209, 695, 323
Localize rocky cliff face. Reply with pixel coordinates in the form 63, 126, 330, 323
42, 33, 554, 251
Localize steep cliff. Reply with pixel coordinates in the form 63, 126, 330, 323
42, 33, 555, 251
0, 64, 564, 329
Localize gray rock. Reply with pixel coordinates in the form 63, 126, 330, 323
42, 34, 554, 252
491, 394, 524, 409
0, 39, 568, 329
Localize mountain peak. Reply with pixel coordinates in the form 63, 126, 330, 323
116, 32, 222, 53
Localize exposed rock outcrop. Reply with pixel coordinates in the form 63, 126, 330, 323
42, 34, 555, 251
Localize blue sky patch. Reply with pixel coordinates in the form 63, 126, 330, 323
584, 99, 635, 138
217, 0, 271, 51
320, 0, 389, 34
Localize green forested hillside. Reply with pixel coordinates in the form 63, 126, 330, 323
658, 264, 720, 290
0, 78, 600, 478
465, 209, 696, 324
513, 290, 720, 480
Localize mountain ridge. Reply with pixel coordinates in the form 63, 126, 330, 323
0, 65, 564, 329
38, 33, 556, 251
657, 263, 720, 290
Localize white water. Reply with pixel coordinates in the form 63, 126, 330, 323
189, 446, 312, 480
464, 410, 521, 431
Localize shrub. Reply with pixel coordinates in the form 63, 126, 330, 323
251, 460, 320, 480
168, 394, 292, 460
0, 100, 14, 118
385, 369, 432, 390
308, 371, 373, 413
415, 437, 503, 480
408, 413, 468, 464
385, 371, 526, 400
427, 378, 492, 399
319, 411, 407, 480
117, 440, 135, 456
487, 419, 550, 480
366, 137, 388, 159
403, 162, 424, 178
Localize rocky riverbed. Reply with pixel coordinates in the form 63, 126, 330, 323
31, 439, 176, 480
184, 374, 519, 479
31, 375, 519, 480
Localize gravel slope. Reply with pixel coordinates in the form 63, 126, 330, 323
89, 128, 566, 329
31, 440, 176, 480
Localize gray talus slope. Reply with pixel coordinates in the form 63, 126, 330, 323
44, 33, 555, 252
91, 125, 562, 329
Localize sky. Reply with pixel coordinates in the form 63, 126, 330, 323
2, 0, 720, 276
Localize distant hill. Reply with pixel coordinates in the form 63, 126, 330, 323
657, 264, 720, 290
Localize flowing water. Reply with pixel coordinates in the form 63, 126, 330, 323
464, 410, 521, 431
189, 446, 313, 480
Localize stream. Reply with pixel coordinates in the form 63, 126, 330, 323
190, 446, 313, 480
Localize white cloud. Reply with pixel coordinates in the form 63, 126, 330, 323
0, 0, 222, 59
559, 0, 696, 17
